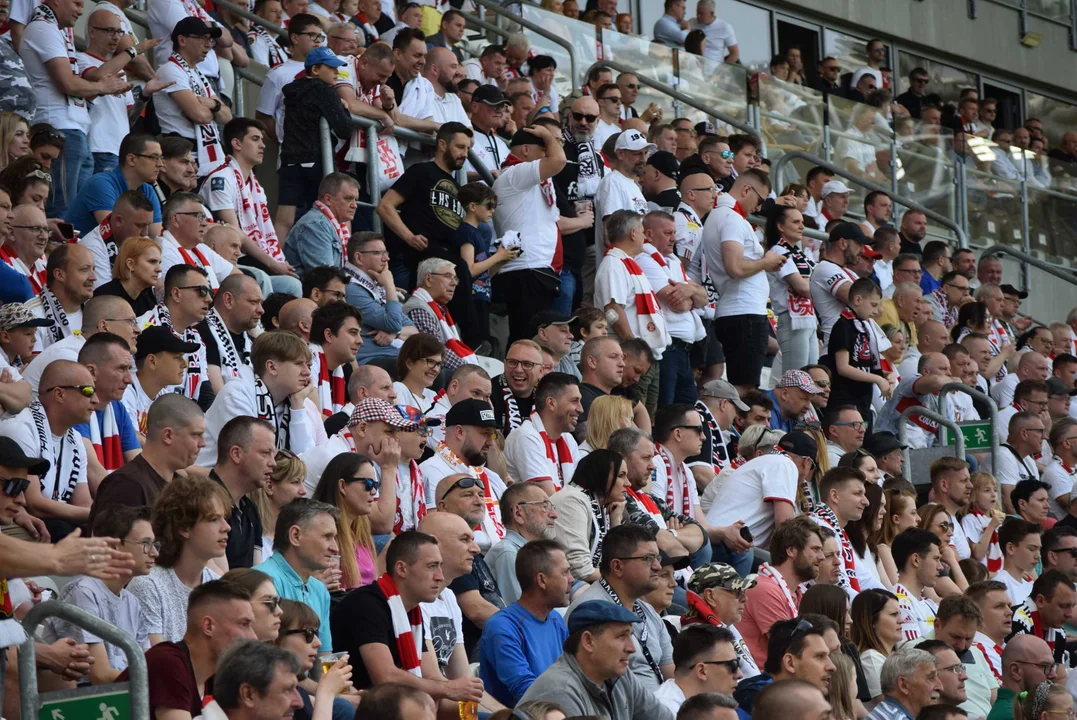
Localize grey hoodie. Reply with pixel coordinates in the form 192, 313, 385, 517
518, 652, 674, 720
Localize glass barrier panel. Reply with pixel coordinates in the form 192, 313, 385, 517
827, 94, 893, 188
676, 52, 749, 130
1027, 149, 1077, 265
1028, 0, 1070, 20
519, 5, 598, 92
961, 138, 1025, 251
895, 51, 978, 111
1025, 90, 1077, 149
600, 29, 677, 123
757, 74, 824, 179
893, 124, 959, 233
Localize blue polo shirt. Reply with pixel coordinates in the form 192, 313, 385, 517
920, 271, 941, 295
765, 389, 797, 432
253, 551, 332, 650
64, 167, 162, 236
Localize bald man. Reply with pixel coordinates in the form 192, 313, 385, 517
0, 360, 96, 533
196, 273, 264, 392
751, 679, 832, 720
991, 350, 1050, 408
423, 47, 469, 126
29, 243, 96, 351
899, 319, 951, 380
21, 295, 140, 397
877, 352, 961, 449
4, 205, 50, 295
277, 298, 317, 341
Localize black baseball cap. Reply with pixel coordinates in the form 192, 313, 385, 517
135, 326, 201, 361
530, 311, 575, 338
694, 120, 717, 137
1000, 284, 1029, 299
444, 399, 499, 428
510, 129, 544, 147
0, 436, 49, 477
471, 85, 510, 107
863, 431, 906, 457
828, 221, 869, 246
171, 17, 223, 46
777, 430, 818, 459
647, 151, 680, 181
660, 551, 691, 570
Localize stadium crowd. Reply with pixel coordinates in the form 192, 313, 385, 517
2, 0, 1077, 719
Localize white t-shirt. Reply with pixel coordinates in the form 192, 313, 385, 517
810, 259, 856, 347
592, 119, 620, 149
120, 373, 161, 437
28, 295, 81, 353
504, 415, 579, 491
467, 130, 509, 179
8, 0, 41, 25
650, 446, 700, 517
990, 372, 1020, 408
493, 158, 562, 272
947, 509, 972, 560
835, 127, 878, 173
853, 546, 885, 591
79, 220, 117, 289
196, 378, 315, 466
257, 60, 304, 145
0, 404, 87, 504
1042, 457, 1077, 519
77, 52, 132, 155
703, 453, 798, 550
420, 587, 464, 675
398, 75, 435, 120
767, 245, 813, 321
149, 0, 220, 79
688, 16, 736, 63
993, 568, 1034, 606
635, 245, 706, 344
702, 203, 768, 317
158, 231, 235, 290
20, 16, 89, 132
654, 679, 685, 715
594, 171, 648, 256
418, 451, 506, 553
893, 582, 938, 647
996, 444, 1040, 489
20, 334, 83, 397
594, 247, 671, 360
154, 59, 207, 143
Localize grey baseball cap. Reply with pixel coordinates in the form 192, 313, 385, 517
700, 379, 750, 412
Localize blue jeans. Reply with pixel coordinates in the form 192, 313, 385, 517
240, 264, 303, 299
659, 343, 699, 406
688, 533, 713, 568
712, 540, 754, 577
373, 533, 392, 554
92, 152, 118, 174
551, 267, 577, 316
49, 129, 94, 218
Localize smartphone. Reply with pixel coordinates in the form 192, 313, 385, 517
739, 525, 754, 543
56, 222, 75, 241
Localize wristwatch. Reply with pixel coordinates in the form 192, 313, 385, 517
211, 98, 222, 113
124, 46, 137, 60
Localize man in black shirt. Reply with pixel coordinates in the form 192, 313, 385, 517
898, 209, 928, 258
210, 416, 276, 568
196, 273, 262, 394
577, 336, 624, 422
894, 67, 929, 119
641, 151, 681, 210
330, 530, 484, 703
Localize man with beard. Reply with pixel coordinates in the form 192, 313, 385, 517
566, 523, 674, 692
504, 372, 583, 496
555, 96, 605, 306
930, 457, 973, 560
899, 209, 929, 257
738, 517, 826, 668
486, 482, 559, 603
424, 365, 491, 444
423, 47, 470, 126
594, 130, 651, 266
809, 467, 870, 598
29, 243, 96, 352
809, 222, 870, 347
490, 340, 542, 438
577, 336, 625, 421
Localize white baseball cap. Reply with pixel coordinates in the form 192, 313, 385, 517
821, 179, 853, 198
614, 129, 657, 153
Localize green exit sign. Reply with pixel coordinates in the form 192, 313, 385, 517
39, 688, 130, 720
941, 421, 993, 451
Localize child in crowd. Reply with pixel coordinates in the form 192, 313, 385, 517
568, 306, 607, 370
961, 471, 1005, 578
828, 277, 892, 422
454, 182, 519, 346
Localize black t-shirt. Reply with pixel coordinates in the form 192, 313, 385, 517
649, 187, 682, 210
448, 556, 505, 660
490, 375, 535, 437
331, 582, 428, 689
826, 313, 879, 412
384, 161, 464, 272
898, 233, 922, 258
210, 472, 263, 569
578, 382, 608, 422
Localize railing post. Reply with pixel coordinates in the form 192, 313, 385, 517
889, 135, 899, 195
318, 118, 334, 179
1071, 0, 1077, 49
938, 382, 999, 475
1020, 176, 1032, 290
366, 125, 382, 233
233, 64, 244, 118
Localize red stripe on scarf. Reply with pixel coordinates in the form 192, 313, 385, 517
375, 573, 422, 672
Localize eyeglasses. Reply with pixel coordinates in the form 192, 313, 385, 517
833, 421, 868, 430
321, 289, 345, 301
571, 112, 599, 123
518, 499, 554, 512
183, 34, 215, 44
136, 153, 165, 162
283, 627, 319, 643
439, 476, 478, 501
813, 378, 831, 388
346, 476, 381, 493
1016, 660, 1059, 675
506, 358, 539, 371
1, 477, 31, 497
479, 201, 498, 210
296, 31, 328, 42
945, 282, 970, 291
13, 225, 49, 236
896, 266, 922, 275
1045, 711, 1077, 720
937, 662, 965, 676
1026, 426, 1048, 435
178, 284, 213, 298
700, 658, 740, 674
622, 83, 639, 90
423, 357, 444, 370
672, 424, 704, 434
686, 186, 717, 194
91, 25, 126, 35
174, 211, 207, 222
260, 596, 282, 612
123, 539, 162, 554
105, 317, 140, 329
43, 384, 95, 397
429, 272, 458, 283
614, 553, 659, 565
358, 249, 390, 257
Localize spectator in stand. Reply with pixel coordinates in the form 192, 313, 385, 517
809, 221, 869, 347
28, 243, 96, 352
1045, 419, 1077, 519
192, 274, 260, 392
158, 192, 239, 293
926, 271, 970, 329
65, 133, 163, 239
765, 205, 819, 371
425, 9, 465, 62
1008, 569, 1076, 670
3, 203, 49, 296
818, 181, 852, 225
485, 482, 558, 604
997, 412, 1044, 513
73, 334, 138, 485
506, 372, 582, 497
733, 616, 836, 713
401, 259, 475, 375
153, 137, 197, 202
282, 173, 358, 277
801, 166, 833, 224
865, 647, 942, 720
654, 0, 690, 46
248, 0, 287, 68
464, 43, 505, 88
895, 68, 930, 119
898, 210, 928, 257
928, 596, 997, 718
306, 302, 362, 420
489, 339, 542, 437
919, 241, 952, 296
680, 562, 761, 679
423, 48, 470, 126
688, 0, 738, 63
657, 626, 743, 715
591, 83, 622, 149
861, 191, 892, 238
822, 406, 867, 468
82, 194, 155, 297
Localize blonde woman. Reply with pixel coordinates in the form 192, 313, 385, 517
827, 652, 858, 720
311, 452, 379, 589
251, 451, 308, 561
878, 489, 919, 586
0, 112, 30, 170
580, 394, 633, 455
93, 237, 160, 316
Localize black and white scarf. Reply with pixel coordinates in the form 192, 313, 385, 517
562, 126, 606, 196
204, 308, 249, 382
146, 304, 207, 401
29, 401, 81, 503
39, 288, 75, 345
247, 23, 287, 68
500, 379, 523, 433
344, 262, 385, 304
585, 488, 610, 569
167, 52, 222, 174
30, 4, 83, 111
599, 578, 662, 682
254, 375, 290, 449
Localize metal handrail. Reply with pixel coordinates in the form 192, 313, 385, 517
938, 382, 999, 474
898, 405, 965, 482
123, 7, 149, 30
584, 60, 759, 142
19, 601, 150, 720
472, 0, 578, 92
318, 116, 495, 233
463, 13, 513, 44
773, 150, 970, 249
979, 244, 1077, 287
216, 0, 289, 37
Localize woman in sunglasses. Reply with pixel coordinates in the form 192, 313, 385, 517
275, 599, 354, 720
917, 502, 969, 595
311, 452, 379, 589
221, 567, 282, 642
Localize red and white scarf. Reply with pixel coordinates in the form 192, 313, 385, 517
375, 573, 422, 676
625, 485, 661, 517
89, 402, 124, 472
756, 562, 800, 617
530, 410, 574, 491
655, 443, 692, 517
168, 52, 223, 175
206, 157, 283, 261
93, 213, 119, 273
0, 244, 47, 295
435, 442, 505, 542
311, 344, 346, 418
968, 506, 1002, 573
811, 505, 861, 593
314, 200, 349, 266
604, 246, 669, 353
410, 287, 477, 364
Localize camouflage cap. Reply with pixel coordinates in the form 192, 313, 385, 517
688, 562, 758, 594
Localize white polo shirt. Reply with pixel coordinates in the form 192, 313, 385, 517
77, 52, 132, 155
701, 202, 768, 317
594, 170, 647, 255
703, 453, 798, 550
20, 15, 89, 132
432, 92, 470, 126
158, 231, 235, 290
688, 16, 736, 63
504, 414, 579, 491
1042, 457, 1077, 519
594, 246, 670, 359
493, 158, 561, 272
635, 245, 706, 344
810, 259, 855, 347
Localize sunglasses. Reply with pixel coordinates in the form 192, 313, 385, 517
261, 596, 282, 612
179, 284, 213, 298
701, 658, 740, 674
439, 476, 479, 502
44, 384, 95, 397
283, 627, 319, 643
1, 477, 31, 497
346, 476, 381, 493
572, 112, 599, 123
